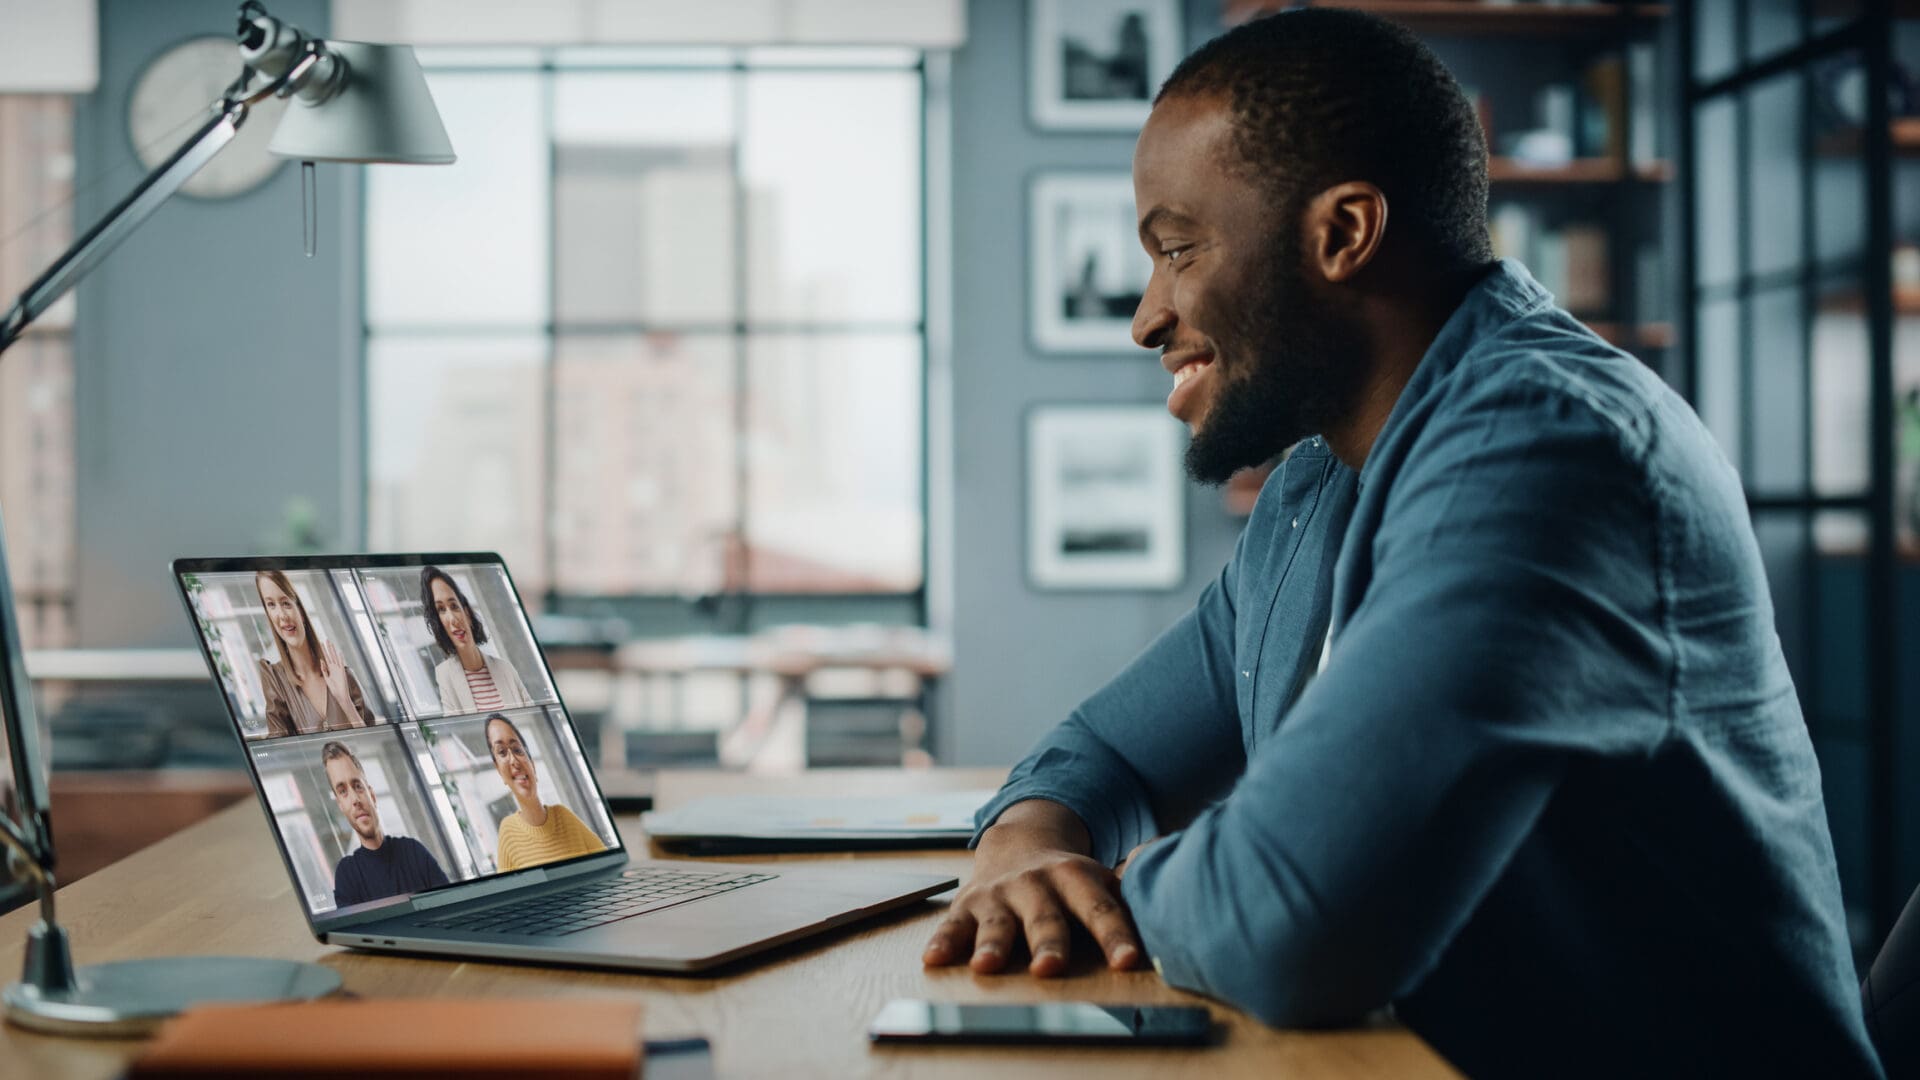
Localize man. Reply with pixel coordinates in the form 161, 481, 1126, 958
323, 740, 450, 908
923, 10, 1881, 1078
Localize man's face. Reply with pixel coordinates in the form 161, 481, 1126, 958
1131, 92, 1366, 484
326, 756, 383, 846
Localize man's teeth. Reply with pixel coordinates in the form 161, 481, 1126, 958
1173, 361, 1208, 388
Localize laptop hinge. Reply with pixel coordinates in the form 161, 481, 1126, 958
317, 854, 628, 931
409, 869, 548, 911
321, 870, 548, 930
541, 851, 626, 882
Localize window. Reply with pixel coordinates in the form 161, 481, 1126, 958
365, 50, 926, 622
0, 96, 76, 649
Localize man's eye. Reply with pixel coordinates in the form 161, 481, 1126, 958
1163, 246, 1190, 266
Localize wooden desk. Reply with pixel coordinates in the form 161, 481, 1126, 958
0, 769, 1457, 1079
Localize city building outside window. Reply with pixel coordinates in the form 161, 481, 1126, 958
365, 50, 926, 627
0, 95, 77, 650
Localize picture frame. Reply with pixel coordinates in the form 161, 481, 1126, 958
1029, 0, 1185, 132
1027, 404, 1186, 590
1030, 172, 1150, 354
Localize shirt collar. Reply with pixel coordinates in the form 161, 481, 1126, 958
1356, 258, 1552, 491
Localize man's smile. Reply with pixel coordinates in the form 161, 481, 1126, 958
1165, 351, 1216, 422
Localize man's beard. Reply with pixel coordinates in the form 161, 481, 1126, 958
1183, 242, 1368, 486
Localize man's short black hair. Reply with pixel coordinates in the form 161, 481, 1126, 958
1157, 8, 1492, 270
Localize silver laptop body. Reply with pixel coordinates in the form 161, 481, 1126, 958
174, 552, 955, 973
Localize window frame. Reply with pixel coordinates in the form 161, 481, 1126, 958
359, 49, 932, 633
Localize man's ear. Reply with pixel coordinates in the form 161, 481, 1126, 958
1303, 181, 1387, 284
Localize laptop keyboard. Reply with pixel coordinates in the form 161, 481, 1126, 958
422, 866, 779, 938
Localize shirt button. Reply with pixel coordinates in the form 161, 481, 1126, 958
1241, 670, 1251, 678
1291, 517, 1299, 528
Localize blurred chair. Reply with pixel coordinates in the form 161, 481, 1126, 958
1863, 882, 1920, 1078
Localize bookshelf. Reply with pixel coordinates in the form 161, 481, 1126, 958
1817, 118, 1920, 158
1818, 286, 1920, 316
1488, 157, 1671, 183
1223, 1, 1668, 36
1900, 117, 1920, 154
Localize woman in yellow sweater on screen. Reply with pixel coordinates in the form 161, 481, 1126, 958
485, 713, 605, 871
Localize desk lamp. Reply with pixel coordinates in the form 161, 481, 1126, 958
0, 2, 453, 1034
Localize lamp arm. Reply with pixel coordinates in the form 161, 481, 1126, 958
0, 98, 249, 356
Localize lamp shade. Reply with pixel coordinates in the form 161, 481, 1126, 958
267, 41, 454, 164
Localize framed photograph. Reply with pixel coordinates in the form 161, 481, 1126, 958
1028, 404, 1186, 590
1031, 172, 1150, 354
1029, 0, 1184, 131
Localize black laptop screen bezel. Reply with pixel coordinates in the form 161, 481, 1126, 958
172, 551, 627, 934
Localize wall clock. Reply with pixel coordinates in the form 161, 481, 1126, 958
127, 36, 289, 199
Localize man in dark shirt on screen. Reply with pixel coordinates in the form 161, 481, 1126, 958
323, 741, 449, 908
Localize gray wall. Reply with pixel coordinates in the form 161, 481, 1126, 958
72, 0, 356, 647
62, 0, 1244, 768
938, 0, 1242, 765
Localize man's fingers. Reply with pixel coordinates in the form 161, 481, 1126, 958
969, 904, 1022, 973
921, 909, 977, 967
999, 880, 1075, 977
1055, 868, 1142, 969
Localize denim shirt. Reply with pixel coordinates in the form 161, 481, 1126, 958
974, 261, 1881, 1079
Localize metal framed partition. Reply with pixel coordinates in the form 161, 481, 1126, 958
1679, 0, 1911, 945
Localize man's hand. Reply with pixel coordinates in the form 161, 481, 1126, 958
921, 800, 1144, 977
1116, 838, 1160, 879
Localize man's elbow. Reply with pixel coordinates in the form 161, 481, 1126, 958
1150, 931, 1405, 1030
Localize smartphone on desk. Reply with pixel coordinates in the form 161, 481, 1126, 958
868, 1000, 1214, 1047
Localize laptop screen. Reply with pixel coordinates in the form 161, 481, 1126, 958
175, 554, 622, 922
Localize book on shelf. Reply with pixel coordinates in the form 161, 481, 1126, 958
1491, 204, 1612, 316
1490, 49, 1658, 172
1628, 42, 1659, 167
1583, 54, 1627, 162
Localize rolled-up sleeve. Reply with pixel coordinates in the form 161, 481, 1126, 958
1119, 377, 1672, 1027
973, 539, 1250, 867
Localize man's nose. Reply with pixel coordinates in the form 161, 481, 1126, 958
1132, 284, 1174, 350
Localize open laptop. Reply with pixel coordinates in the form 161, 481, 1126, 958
172, 552, 956, 972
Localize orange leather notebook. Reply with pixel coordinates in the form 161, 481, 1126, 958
128, 998, 646, 1079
